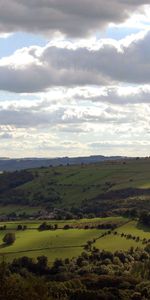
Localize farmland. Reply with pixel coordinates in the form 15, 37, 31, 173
1, 158, 150, 219
0, 217, 150, 262
1, 159, 150, 300
94, 220, 150, 252
0, 228, 102, 262
0, 158, 150, 262
0, 216, 125, 229
0, 216, 125, 261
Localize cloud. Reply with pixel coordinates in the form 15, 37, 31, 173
0, 33, 13, 39
0, 1, 149, 37
89, 140, 150, 150
75, 86, 150, 105
0, 132, 13, 139
0, 95, 149, 157
0, 97, 148, 129
1, 2, 150, 158
0, 31, 150, 92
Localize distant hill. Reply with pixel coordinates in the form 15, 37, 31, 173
0, 155, 125, 172
0, 157, 150, 218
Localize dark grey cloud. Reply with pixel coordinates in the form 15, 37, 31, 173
0, 31, 150, 92
0, 108, 64, 127
0, 64, 53, 93
0, 61, 109, 93
0, 0, 148, 37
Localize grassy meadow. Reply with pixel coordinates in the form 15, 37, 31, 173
0, 216, 125, 229
94, 234, 143, 252
1, 158, 150, 213
0, 217, 150, 262
0, 217, 126, 261
1, 159, 150, 262
94, 220, 150, 252
0, 228, 104, 262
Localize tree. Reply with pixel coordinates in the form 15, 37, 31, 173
37, 256, 48, 271
17, 224, 23, 230
38, 222, 53, 231
3, 232, 16, 245
54, 224, 58, 230
63, 224, 70, 230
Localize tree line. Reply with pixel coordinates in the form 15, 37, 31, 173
1, 244, 150, 299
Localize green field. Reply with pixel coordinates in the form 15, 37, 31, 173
0, 218, 150, 262
0, 216, 126, 229
117, 220, 150, 239
94, 220, 150, 252
0, 228, 104, 262
94, 234, 143, 252
1, 158, 150, 214
1, 159, 150, 262
0, 216, 126, 262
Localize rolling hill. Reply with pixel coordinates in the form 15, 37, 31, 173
0, 157, 150, 218
0, 155, 125, 172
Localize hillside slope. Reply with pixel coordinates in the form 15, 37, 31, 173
0, 158, 150, 217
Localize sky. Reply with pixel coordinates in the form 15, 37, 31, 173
0, 1, 150, 158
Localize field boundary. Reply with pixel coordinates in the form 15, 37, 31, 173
0, 244, 84, 256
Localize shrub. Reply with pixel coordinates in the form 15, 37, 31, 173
3, 232, 16, 245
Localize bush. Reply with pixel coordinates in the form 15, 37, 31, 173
63, 225, 71, 230
3, 232, 16, 245
38, 222, 53, 231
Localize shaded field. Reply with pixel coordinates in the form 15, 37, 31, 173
0, 205, 41, 216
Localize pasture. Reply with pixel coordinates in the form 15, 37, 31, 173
117, 220, 150, 239
0, 227, 104, 262
1, 158, 150, 213
0, 217, 150, 262
0, 216, 126, 229
94, 234, 143, 252
0, 216, 126, 262
94, 220, 150, 252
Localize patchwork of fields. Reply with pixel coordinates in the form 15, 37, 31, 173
1, 158, 150, 215
0, 217, 150, 262
0, 159, 150, 263
0, 229, 102, 262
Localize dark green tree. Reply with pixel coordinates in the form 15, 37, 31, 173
3, 232, 16, 245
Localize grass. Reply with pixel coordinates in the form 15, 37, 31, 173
17, 158, 150, 209
0, 216, 127, 230
94, 234, 143, 252
4, 247, 84, 263
1, 158, 150, 260
0, 216, 126, 262
94, 220, 150, 252
0, 205, 41, 216
1, 158, 150, 211
0, 228, 104, 262
0, 218, 150, 261
117, 220, 150, 239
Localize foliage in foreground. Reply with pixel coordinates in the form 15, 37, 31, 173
1, 244, 150, 299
